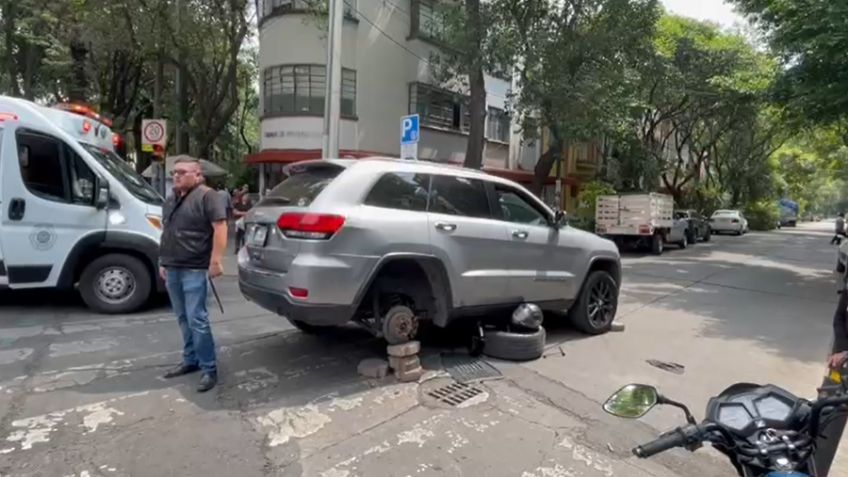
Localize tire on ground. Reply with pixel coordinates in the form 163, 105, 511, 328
569, 270, 619, 335
651, 233, 664, 255
79, 253, 152, 314
679, 233, 688, 249
483, 327, 546, 361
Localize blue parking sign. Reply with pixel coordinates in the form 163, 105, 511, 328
400, 114, 420, 145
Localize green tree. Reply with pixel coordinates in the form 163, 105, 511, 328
492, 0, 660, 194
636, 15, 777, 202
731, 0, 848, 125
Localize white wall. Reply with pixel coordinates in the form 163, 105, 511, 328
261, 117, 358, 151
256, 2, 530, 165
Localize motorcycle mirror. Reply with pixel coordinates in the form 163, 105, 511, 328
603, 384, 659, 419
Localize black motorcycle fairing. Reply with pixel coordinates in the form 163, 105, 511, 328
706, 384, 807, 438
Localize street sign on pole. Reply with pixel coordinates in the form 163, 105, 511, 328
142, 119, 167, 156
400, 114, 419, 160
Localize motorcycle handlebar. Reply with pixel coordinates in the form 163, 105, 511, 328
632, 394, 848, 460
633, 425, 699, 458
810, 394, 848, 437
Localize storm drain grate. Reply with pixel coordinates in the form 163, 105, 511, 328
441, 353, 503, 383
427, 382, 486, 407
647, 359, 686, 375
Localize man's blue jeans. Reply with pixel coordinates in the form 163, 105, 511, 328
165, 268, 217, 376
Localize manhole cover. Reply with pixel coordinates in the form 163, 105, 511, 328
419, 378, 490, 409
646, 359, 685, 375
441, 353, 502, 383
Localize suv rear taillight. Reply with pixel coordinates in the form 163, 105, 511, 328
277, 213, 345, 240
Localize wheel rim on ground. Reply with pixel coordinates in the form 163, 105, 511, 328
586, 278, 615, 329
94, 266, 136, 305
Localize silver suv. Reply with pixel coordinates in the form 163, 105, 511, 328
238, 159, 621, 343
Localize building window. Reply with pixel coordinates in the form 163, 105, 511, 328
486, 107, 510, 143
342, 69, 356, 117
575, 143, 591, 163
264, 64, 356, 117
409, 83, 469, 132
258, 0, 356, 22
415, 1, 447, 41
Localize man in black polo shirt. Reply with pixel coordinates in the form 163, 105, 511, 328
159, 158, 228, 392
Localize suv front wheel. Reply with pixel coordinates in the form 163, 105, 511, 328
569, 270, 618, 335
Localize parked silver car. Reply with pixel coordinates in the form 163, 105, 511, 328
238, 159, 622, 343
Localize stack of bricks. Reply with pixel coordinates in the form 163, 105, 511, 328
387, 340, 423, 382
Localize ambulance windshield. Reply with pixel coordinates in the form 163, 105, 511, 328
80, 143, 163, 206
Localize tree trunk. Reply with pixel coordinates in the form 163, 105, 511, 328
530, 125, 564, 197
1, 1, 22, 97
462, 0, 486, 170
68, 36, 89, 102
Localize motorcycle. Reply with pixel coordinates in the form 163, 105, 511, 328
602, 372, 848, 476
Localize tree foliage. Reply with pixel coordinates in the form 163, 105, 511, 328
731, 0, 848, 125
491, 0, 661, 193
0, 0, 257, 175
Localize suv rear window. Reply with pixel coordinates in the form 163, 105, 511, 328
258, 165, 342, 207
364, 172, 430, 211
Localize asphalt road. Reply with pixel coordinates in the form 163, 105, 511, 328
0, 223, 842, 477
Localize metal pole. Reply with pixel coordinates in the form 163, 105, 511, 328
322, 0, 343, 159
153, 50, 164, 195
175, 0, 187, 155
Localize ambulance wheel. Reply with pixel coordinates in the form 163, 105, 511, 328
79, 254, 152, 314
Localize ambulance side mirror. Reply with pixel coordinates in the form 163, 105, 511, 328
94, 176, 109, 210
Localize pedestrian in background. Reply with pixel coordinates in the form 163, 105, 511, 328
159, 158, 229, 392
831, 213, 845, 245
233, 191, 253, 253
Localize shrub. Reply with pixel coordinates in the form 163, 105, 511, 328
572, 180, 616, 234
744, 200, 780, 231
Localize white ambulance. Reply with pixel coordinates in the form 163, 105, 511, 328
0, 96, 163, 313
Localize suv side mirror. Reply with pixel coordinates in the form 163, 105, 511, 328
95, 176, 109, 210
554, 210, 567, 228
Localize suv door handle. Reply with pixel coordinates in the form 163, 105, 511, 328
8, 198, 25, 221
435, 222, 457, 232
512, 230, 529, 239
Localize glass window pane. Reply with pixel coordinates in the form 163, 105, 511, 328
68, 147, 95, 205
495, 186, 548, 225
16, 131, 69, 202
429, 175, 491, 219
309, 66, 326, 114
280, 70, 295, 113
259, 164, 343, 207
364, 173, 430, 211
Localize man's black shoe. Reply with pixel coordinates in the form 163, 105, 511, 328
196, 373, 217, 393
163, 364, 200, 379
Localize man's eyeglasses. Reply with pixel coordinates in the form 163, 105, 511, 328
171, 169, 195, 177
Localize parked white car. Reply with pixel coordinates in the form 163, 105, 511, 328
710, 210, 748, 235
